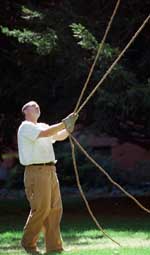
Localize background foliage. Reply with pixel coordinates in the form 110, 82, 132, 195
0, 0, 150, 189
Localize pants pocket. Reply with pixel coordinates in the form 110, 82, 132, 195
24, 172, 36, 211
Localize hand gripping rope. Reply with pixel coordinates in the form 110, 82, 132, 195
67, 0, 150, 246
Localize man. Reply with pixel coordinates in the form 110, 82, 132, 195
17, 101, 78, 254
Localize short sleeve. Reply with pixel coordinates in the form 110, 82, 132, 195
42, 123, 56, 144
19, 122, 42, 141
50, 136, 56, 144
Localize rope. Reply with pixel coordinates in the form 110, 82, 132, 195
76, 14, 150, 114
70, 133, 150, 214
67, 12, 150, 246
69, 135, 121, 246
74, 0, 121, 113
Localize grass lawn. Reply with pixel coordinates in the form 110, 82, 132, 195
0, 198, 150, 254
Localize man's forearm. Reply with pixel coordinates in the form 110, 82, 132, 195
38, 122, 65, 138
53, 129, 69, 141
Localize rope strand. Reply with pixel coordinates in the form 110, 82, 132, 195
68, 12, 150, 247
70, 134, 150, 214
74, 0, 121, 113
69, 135, 121, 246
76, 14, 150, 114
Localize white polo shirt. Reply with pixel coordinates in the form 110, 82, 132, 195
17, 121, 56, 166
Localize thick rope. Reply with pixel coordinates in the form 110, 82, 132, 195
69, 135, 121, 246
67, 12, 150, 247
74, 0, 121, 113
76, 14, 150, 114
70, 133, 150, 214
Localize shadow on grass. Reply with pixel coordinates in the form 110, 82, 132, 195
0, 197, 150, 236
63, 234, 104, 247
0, 245, 20, 250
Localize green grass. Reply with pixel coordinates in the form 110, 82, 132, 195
0, 199, 150, 254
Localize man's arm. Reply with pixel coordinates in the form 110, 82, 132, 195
38, 112, 78, 138
53, 129, 69, 141
38, 122, 65, 138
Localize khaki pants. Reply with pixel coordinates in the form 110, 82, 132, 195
22, 165, 63, 252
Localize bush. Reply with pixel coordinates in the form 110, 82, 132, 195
5, 163, 24, 190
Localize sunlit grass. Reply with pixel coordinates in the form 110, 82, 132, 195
0, 199, 150, 254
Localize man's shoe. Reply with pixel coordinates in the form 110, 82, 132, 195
45, 248, 72, 254
21, 240, 41, 254
22, 246, 41, 254
45, 248, 64, 254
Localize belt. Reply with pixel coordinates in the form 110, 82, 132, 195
27, 162, 55, 167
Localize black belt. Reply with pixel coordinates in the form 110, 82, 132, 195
27, 162, 55, 167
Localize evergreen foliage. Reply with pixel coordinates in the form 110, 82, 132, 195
1, 26, 58, 55
0, 0, 150, 179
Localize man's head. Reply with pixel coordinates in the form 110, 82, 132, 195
22, 101, 40, 123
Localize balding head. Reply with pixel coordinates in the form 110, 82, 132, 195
22, 101, 39, 113
21, 101, 40, 122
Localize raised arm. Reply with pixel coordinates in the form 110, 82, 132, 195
38, 122, 65, 138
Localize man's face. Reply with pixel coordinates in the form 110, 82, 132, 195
24, 103, 41, 120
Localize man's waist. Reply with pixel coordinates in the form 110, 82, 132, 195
26, 161, 56, 167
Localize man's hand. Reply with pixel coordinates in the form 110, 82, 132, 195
62, 112, 78, 133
